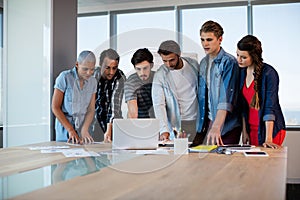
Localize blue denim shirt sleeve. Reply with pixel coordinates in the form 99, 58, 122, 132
91, 77, 97, 94
217, 57, 240, 112
197, 74, 206, 132
262, 66, 279, 121
54, 71, 67, 92
197, 50, 240, 134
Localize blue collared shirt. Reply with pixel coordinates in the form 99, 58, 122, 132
197, 48, 241, 135
54, 67, 97, 141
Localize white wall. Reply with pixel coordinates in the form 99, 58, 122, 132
284, 130, 300, 183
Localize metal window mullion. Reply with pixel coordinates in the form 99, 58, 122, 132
247, 0, 253, 35
109, 12, 117, 50
175, 6, 182, 48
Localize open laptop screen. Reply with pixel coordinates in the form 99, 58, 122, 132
112, 119, 159, 150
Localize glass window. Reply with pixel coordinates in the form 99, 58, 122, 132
253, 3, 300, 126
116, 10, 175, 76
77, 15, 109, 62
182, 6, 248, 62
115, 10, 175, 118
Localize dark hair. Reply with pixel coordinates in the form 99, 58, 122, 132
200, 20, 224, 38
237, 35, 264, 109
99, 48, 120, 66
157, 40, 181, 56
77, 50, 96, 64
131, 48, 153, 67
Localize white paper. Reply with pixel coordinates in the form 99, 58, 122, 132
29, 146, 70, 150
65, 142, 105, 146
62, 148, 99, 157
135, 149, 169, 155
41, 149, 66, 153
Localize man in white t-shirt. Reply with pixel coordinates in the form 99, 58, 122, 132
152, 40, 199, 141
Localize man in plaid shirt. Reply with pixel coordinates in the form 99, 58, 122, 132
94, 49, 126, 142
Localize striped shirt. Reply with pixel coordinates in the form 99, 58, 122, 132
124, 71, 155, 118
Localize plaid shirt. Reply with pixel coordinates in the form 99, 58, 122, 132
95, 68, 126, 132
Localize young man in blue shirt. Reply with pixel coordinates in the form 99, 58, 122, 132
194, 20, 241, 146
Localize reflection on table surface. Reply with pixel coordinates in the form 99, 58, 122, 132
0, 150, 141, 199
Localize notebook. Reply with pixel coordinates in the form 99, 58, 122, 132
112, 118, 160, 150
188, 145, 218, 153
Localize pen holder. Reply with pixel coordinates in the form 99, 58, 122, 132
174, 138, 189, 155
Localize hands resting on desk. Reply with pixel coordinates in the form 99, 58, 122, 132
67, 129, 94, 145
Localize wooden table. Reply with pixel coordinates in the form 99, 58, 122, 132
0, 142, 287, 200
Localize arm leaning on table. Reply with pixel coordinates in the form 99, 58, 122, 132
206, 110, 227, 146
104, 72, 126, 143
262, 67, 282, 149
52, 88, 81, 144
80, 93, 96, 144
124, 75, 138, 119
151, 72, 170, 141
206, 55, 240, 146
126, 100, 138, 118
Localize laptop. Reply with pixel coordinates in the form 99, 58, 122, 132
112, 118, 160, 150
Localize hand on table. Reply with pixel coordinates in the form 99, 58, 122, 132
81, 131, 94, 144
104, 131, 112, 143
206, 126, 224, 146
263, 141, 281, 149
67, 130, 82, 144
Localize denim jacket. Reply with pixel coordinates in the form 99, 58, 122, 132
239, 63, 286, 144
152, 57, 199, 137
197, 48, 241, 135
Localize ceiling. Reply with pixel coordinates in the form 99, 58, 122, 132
78, 0, 157, 7
77, 0, 231, 14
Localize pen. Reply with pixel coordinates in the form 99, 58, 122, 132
173, 127, 178, 139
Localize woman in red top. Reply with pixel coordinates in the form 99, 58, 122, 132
236, 35, 286, 149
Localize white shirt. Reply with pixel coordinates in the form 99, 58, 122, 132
207, 57, 214, 120
170, 59, 198, 120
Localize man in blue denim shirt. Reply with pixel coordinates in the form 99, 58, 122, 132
52, 51, 97, 144
193, 21, 241, 146
152, 40, 199, 141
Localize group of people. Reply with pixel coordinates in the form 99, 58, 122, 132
52, 20, 286, 149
